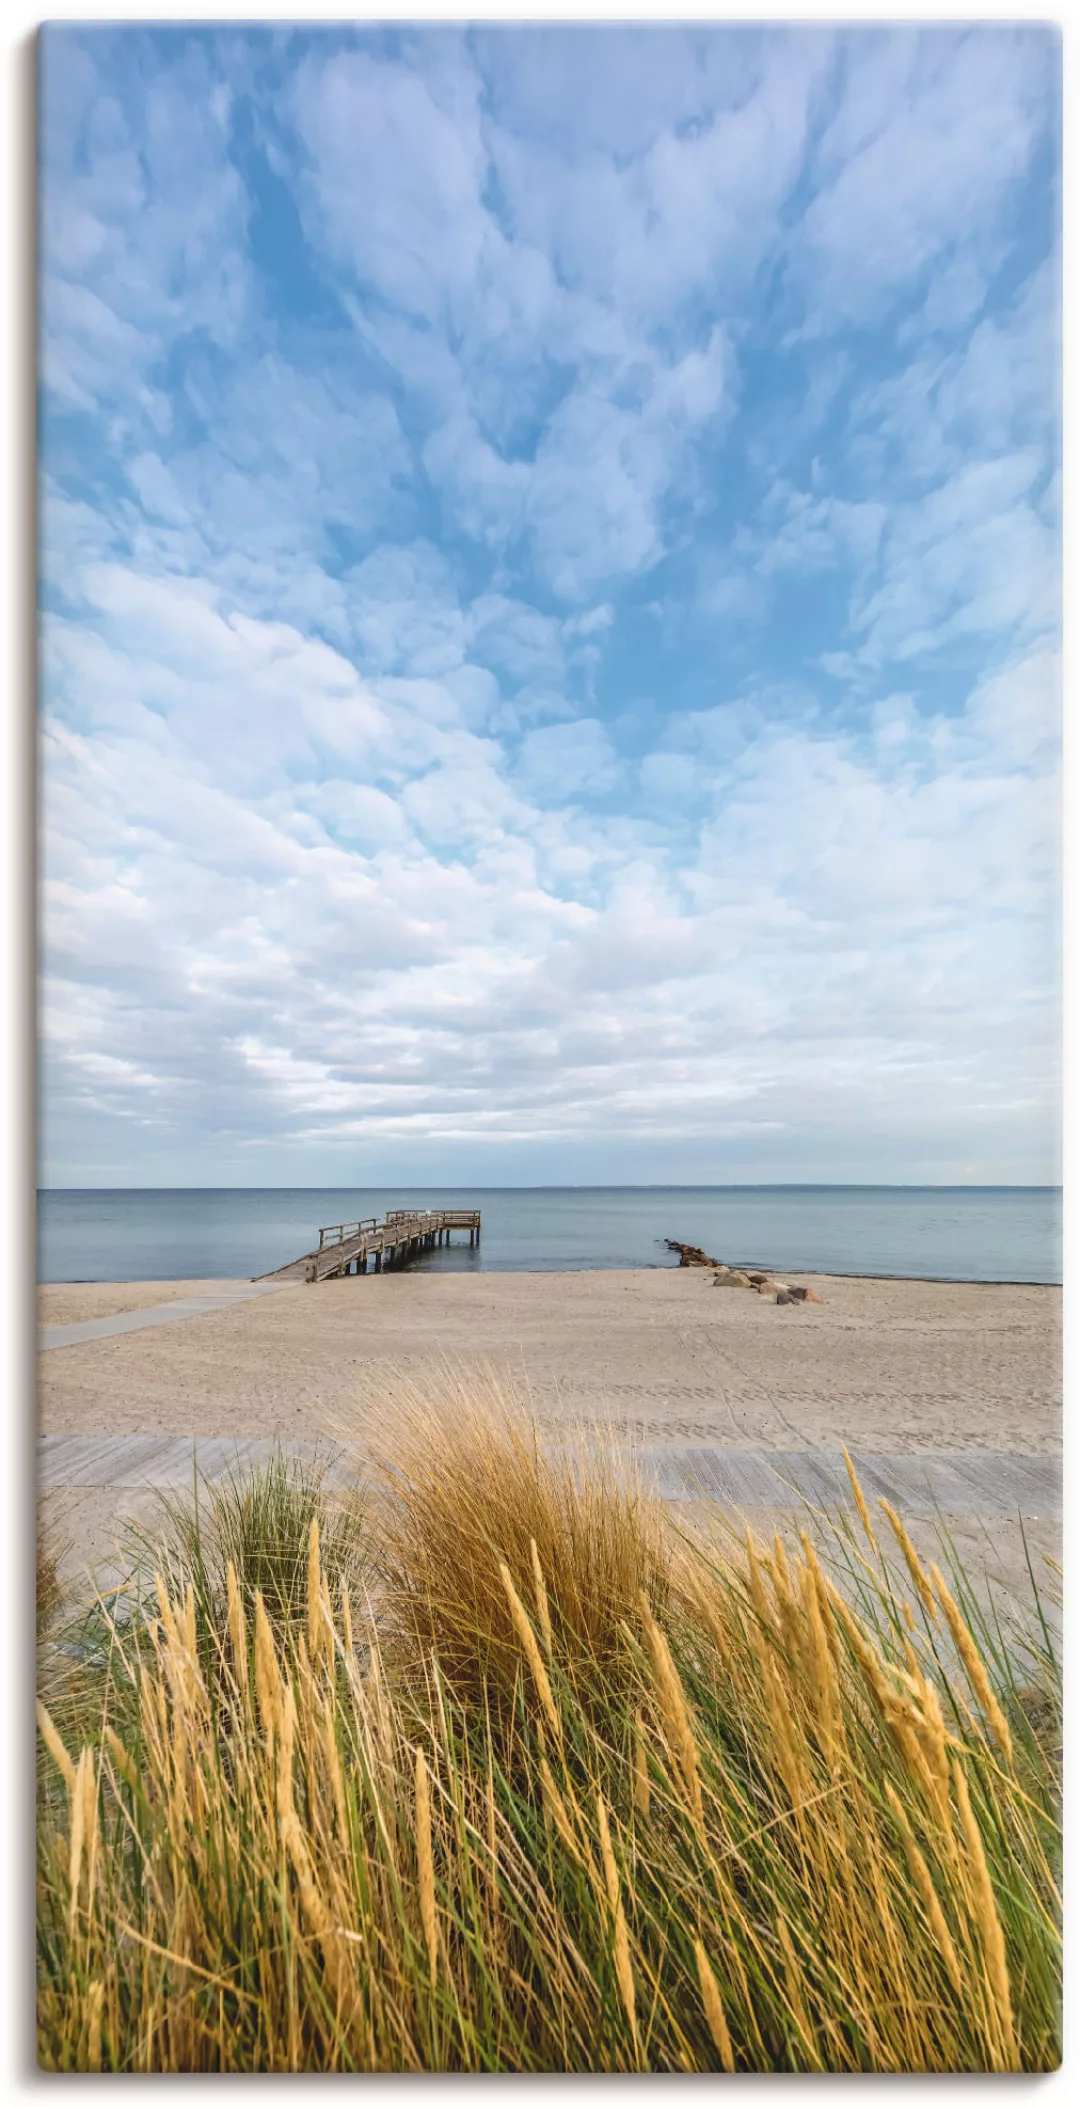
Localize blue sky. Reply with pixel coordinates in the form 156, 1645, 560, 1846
38, 21, 1061, 1187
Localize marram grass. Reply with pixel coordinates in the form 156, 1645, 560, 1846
36, 1419, 1061, 2072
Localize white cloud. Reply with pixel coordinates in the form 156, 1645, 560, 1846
796, 28, 1053, 323
848, 452, 1056, 667
39, 541, 1059, 1179
37, 24, 1060, 1183
517, 719, 624, 803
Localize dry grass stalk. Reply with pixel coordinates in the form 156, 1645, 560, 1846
226, 1559, 247, 1666
639, 1591, 704, 1838
694, 1939, 736, 2072
37, 1699, 77, 1794
952, 1757, 1018, 2070
540, 1757, 582, 1866
499, 1562, 562, 1745
884, 1783, 963, 1994
878, 1501, 937, 1619
633, 1713, 651, 1818
306, 1519, 321, 1664
745, 1528, 774, 1636
930, 1565, 1013, 1766
104, 1725, 138, 1793
597, 1792, 638, 2057
253, 1591, 283, 1743
415, 1744, 438, 1986
85, 1982, 104, 2073
776, 1914, 820, 2068
842, 1448, 878, 1553
67, 1747, 92, 1937
530, 1537, 552, 1654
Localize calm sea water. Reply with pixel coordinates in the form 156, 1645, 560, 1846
37, 1187, 1061, 1286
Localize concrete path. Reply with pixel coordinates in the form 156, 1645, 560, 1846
39, 1281, 291, 1353
36, 1436, 1061, 1515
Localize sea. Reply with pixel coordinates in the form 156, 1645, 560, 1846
37, 1186, 1062, 1287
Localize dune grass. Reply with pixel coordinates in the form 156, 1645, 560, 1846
36, 1409, 1061, 2072
126, 1443, 371, 1637
37, 1525, 67, 1639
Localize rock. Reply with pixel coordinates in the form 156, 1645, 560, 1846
786, 1286, 809, 1302
775, 1289, 794, 1306
748, 1272, 768, 1286
714, 1269, 750, 1288
729, 1270, 752, 1287
804, 1288, 821, 1304
756, 1287, 778, 1302
666, 1240, 722, 1268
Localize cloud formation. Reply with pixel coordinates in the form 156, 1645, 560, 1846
38, 23, 1060, 1184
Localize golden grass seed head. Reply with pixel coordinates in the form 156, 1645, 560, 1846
226, 1559, 247, 1672
499, 1561, 562, 1744
878, 1500, 937, 1619
307, 1518, 321, 1664
884, 1781, 963, 1996
931, 1566, 1013, 1767
694, 1939, 736, 2072
529, 1537, 553, 1655
952, 1756, 1018, 2070
415, 1744, 438, 1986
37, 1699, 78, 1795
639, 1592, 704, 1838
596, 1793, 638, 2054
842, 1448, 878, 1553
104, 1726, 138, 1794
633, 1713, 651, 1819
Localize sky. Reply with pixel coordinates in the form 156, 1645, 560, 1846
37, 20, 1061, 1189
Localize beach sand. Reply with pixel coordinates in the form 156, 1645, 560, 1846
38, 1280, 247, 1327
38, 1267, 1060, 1597
39, 1266, 1060, 1450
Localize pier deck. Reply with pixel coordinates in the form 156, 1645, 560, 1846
258, 1208, 481, 1284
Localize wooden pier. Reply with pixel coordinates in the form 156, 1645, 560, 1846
258, 1208, 481, 1285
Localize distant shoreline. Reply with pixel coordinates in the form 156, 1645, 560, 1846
38, 1182, 1064, 1193
40, 1263, 1063, 1291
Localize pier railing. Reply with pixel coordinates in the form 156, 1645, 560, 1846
318, 1218, 379, 1250
304, 1208, 481, 1281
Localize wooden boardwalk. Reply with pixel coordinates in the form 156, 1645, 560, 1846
37, 1437, 1061, 1516
259, 1208, 482, 1284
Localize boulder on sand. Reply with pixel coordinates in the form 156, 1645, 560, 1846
748, 1272, 768, 1286
713, 1268, 752, 1288
775, 1288, 794, 1306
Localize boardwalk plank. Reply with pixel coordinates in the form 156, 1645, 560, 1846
37, 1438, 1061, 1517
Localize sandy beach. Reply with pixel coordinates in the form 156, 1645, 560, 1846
37, 1265, 1061, 1599
38, 1280, 249, 1327
39, 1266, 1060, 1451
